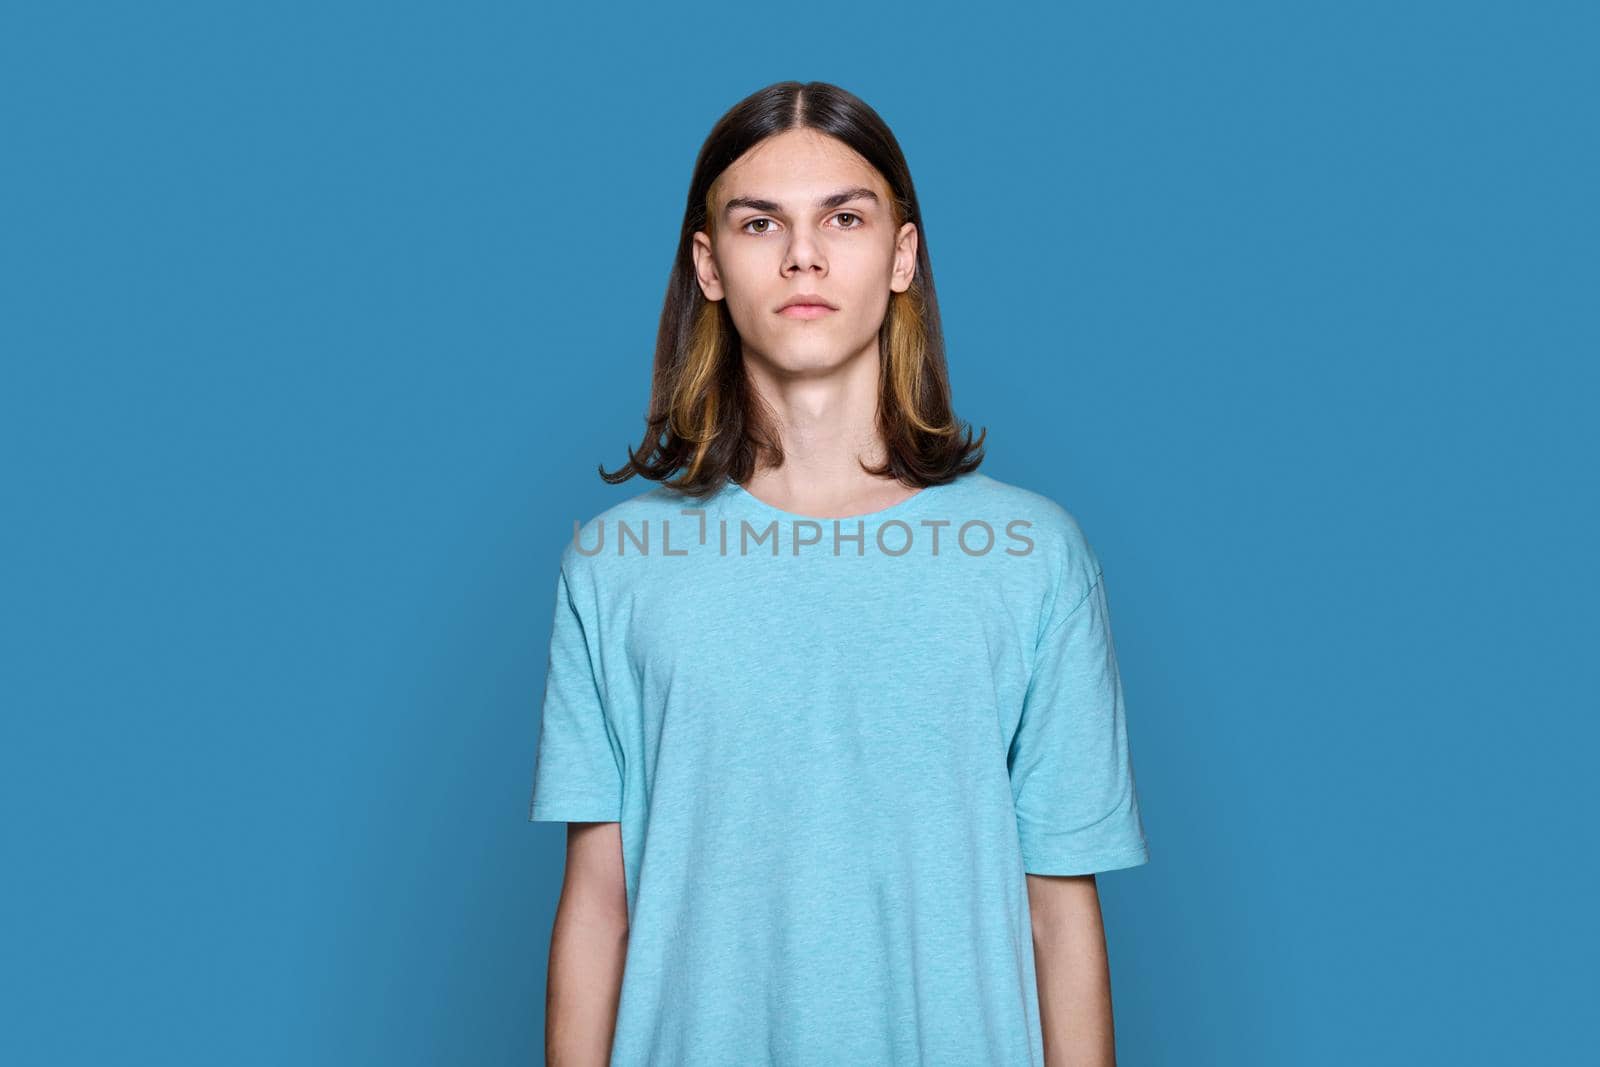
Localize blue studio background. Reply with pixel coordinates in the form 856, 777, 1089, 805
4, 2, 1595, 1064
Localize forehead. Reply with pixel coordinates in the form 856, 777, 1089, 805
716, 129, 887, 205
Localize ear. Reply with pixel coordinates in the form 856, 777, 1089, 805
691, 231, 725, 302
889, 222, 919, 293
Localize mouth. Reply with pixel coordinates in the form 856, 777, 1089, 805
778, 303, 837, 320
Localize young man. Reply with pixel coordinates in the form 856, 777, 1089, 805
529, 82, 1150, 1066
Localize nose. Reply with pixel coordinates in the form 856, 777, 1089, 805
782, 231, 826, 275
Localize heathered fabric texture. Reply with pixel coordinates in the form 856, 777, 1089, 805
529, 470, 1150, 1065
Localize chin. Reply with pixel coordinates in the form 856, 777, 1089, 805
757, 342, 857, 375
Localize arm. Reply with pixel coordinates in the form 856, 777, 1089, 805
1027, 872, 1118, 1067
545, 821, 629, 1067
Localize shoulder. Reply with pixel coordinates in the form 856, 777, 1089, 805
955, 472, 1098, 565
556, 481, 713, 583
955, 471, 1104, 617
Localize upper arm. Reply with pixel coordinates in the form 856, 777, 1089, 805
1009, 550, 1151, 876
528, 560, 625, 824
1025, 870, 1104, 941
560, 821, 628, 928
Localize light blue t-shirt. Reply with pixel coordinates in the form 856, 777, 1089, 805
528, 470, 1150, 1065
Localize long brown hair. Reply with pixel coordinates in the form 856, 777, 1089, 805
600, 80, 985, 500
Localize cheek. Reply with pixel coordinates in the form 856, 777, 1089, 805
714, 249, 775, 306
717, 239, 777, 278
833, 245, 897, 289
834, 260, 895, 312
718, 283, 776, 340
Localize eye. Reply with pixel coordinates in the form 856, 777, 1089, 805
740, 213, 864, 235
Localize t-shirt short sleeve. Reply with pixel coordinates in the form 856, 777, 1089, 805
1008, 564, 1151, 875
527, 558, 624, 823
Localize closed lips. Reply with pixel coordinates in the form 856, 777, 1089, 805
777, 294, 837, 310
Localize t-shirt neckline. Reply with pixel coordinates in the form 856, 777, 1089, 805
720, 475, 955, 524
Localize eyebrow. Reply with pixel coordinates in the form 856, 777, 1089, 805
721, 186, 880, 219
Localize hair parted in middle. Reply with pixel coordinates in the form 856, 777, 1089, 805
600, 80, 986, 501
